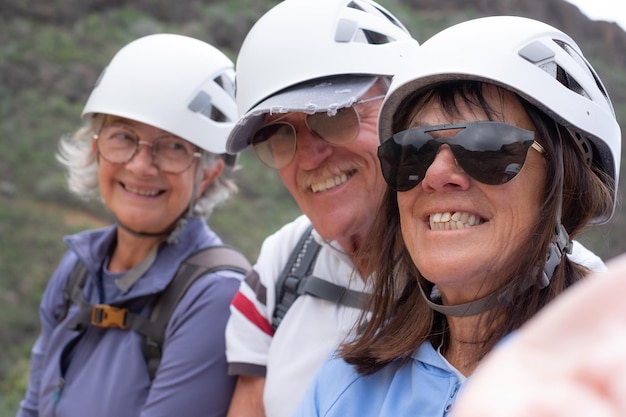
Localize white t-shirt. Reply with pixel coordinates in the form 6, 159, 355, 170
226, 215, 367, 417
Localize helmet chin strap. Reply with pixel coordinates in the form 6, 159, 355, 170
417, 278, 509, 317
116, 220, 171, 239
417, 123, 572, 318
536, 124, 573, 288
416, 227, 570, 318
112, 216, 179, 293
165, 158, 205, 244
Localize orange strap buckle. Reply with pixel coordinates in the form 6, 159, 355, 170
91, 304, 128, 329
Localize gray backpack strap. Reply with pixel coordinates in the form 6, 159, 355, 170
299, 277, 366, 309
271, 226, 368, 331
140, 245, 251, 379
60, 261, 89, 324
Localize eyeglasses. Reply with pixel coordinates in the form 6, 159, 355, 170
378, 121, 546, 192
94, 125, 201, 174
251, 95, 385, 169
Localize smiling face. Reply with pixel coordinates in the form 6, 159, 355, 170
274, 85, 389, 254
397, 85, 547, 304
93, 117, 220, 236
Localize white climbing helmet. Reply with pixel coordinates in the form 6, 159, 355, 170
226, 0, 420, 153
82, 33, 237, 154
380, 16, 621, 224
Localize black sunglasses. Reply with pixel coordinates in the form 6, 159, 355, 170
378, 121, 546, 192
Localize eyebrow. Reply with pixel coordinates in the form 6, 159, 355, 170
100, 120, 137, 135
104, 119, 178, 139
264, 112, 293, 124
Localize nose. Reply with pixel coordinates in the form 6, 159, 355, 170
125, 140, 158, 174
420, 145, 471, 192
290, 118, 333, 170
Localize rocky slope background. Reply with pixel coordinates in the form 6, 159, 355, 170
0, 0, 624, 413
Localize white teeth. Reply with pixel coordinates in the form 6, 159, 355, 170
311, 172, 349, 193
429, 211, 483, 230
125, 185, 159, 197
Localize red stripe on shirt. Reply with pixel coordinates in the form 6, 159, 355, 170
232, 292, 274, 336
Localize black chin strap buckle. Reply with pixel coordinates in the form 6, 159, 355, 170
540, 223, 571, 288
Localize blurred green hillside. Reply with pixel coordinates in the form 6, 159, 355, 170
1, 0, 625, 414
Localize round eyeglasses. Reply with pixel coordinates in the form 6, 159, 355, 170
251, 95, 385, 169
95, 125, 201, 174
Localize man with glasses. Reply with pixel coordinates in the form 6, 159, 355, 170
224, 2, 606, 417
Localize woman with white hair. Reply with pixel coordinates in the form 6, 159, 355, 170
17, 33, 248, 417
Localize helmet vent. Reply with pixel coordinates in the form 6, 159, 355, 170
188, 91, 228, 122
555, 64, 589, 98
208, 106, 228, 123
552, 39, 611, 107
361, 29, 393, 45
215, 73, 236, 98
339, 0, 405, 44
347, 0, 406, 32
336, 17, 394, 44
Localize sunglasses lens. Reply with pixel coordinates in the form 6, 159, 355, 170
378, 132, 437, 192
252, 123, 297, 169
306, 107, 360, 146
379, 122, 536, 190
452, 122, 534, 185
453, 140, 532, 185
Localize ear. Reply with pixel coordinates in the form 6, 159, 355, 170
91, 135, 99, 159
198, 157, 225, 196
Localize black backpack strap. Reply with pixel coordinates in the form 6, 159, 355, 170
272, 225, 320, 330
271, 225, 368, 331
139, 245, 251, 379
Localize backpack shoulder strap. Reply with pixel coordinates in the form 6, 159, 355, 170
298, 276, 367, 309
271, 225, 369, 331
59, 246, 250, 381
271, 225, 320, 330
60, 261, 89, 324
140, 245, 251, 379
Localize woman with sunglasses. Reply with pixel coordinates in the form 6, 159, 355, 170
292, 15, 620, 417
17, 34, 246, 417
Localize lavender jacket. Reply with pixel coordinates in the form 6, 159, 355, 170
17, 217, 242, 417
